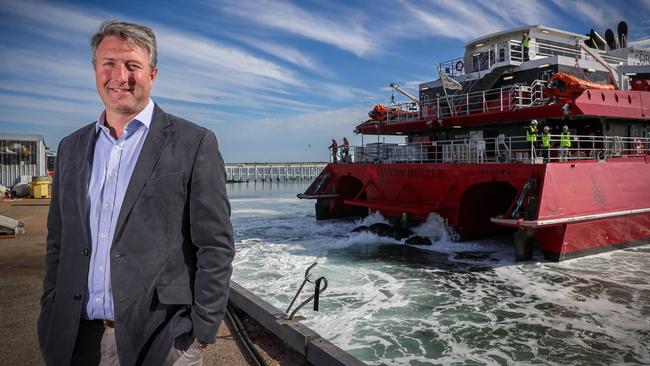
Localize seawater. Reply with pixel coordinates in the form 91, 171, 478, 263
228, 181, 650, 366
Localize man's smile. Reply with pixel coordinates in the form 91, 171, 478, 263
109, 87, 133, 93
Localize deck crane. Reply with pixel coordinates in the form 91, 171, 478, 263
577, 40, 622, 89
389, 83, 420, 104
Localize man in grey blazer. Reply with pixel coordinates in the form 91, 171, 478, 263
37, 21, 235, 366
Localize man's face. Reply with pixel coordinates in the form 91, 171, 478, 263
94, 35, 157, 119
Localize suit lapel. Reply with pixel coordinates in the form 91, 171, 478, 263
78, 125, 98, 245
112, 104, 172, 246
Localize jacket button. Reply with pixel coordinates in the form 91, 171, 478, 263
73, 293, 82, 301
81, 248, 89, 256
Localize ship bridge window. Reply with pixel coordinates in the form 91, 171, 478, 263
499, 48, 505, 62
480, 53, 489, 71
471, 51, 495, 72
472, 54, 480, 72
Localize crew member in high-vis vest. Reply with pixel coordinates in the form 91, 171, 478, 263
522, 33, 530, 61
541, 126, 551, 161
560, 125, 571, 161
526, 119, 539, 158
527, 120, 538, 141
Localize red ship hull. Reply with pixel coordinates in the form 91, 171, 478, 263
306, 157, 650, 261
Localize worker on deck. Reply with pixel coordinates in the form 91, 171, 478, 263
560, 125, 572, 161
541, 126, 551, 162
329, 138, 338, 163
522, 33, 530, 61
526, 119, 539, 159
341, 137, 350, 163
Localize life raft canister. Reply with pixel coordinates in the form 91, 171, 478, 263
368, 104, 388, 121
455, 60, 464, 72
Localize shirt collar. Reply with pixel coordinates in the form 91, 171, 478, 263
96, 99, 155, 134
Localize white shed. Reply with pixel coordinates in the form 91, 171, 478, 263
0, 133, 48, 187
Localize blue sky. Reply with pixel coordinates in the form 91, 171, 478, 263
1, 0, 649, 162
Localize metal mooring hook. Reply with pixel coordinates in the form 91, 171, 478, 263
285, 262, 328, 320
312, 277, 328, 312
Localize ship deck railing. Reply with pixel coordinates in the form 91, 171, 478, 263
521, 39, 625, 67
385, 80, 548, 123
338, 135, 650, 165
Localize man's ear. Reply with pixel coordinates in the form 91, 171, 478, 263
150, 66, 158, 82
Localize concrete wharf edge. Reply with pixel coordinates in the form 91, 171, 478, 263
229, 281, 367, 366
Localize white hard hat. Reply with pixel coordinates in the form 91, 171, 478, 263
544, 126, 550, 131
563, 125, 568, 130
531, 119, 538, 125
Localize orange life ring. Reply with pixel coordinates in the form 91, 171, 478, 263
455, 60, 464, 72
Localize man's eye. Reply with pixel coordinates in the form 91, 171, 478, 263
128, 64, 142, 70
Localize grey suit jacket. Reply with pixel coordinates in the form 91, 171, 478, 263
38, 104, 235, 366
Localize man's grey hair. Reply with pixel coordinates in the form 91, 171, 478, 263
91, 20, 157, 71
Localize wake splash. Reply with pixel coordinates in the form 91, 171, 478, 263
350, 212, 517, 265
354, 211, 459, 244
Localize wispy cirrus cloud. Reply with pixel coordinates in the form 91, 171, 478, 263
1, 0, 106, 43
629, 37, 650, 49
213, 0, 375, 57
0, 1, 325, 121
395, 0, 558, 42
231, 35, 333, 75
551, 0, 625, 30
396, 0, 508, 41
472, 0, 554, 28
157, 29, 303, 87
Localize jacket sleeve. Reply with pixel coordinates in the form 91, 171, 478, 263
188, 131, 235, 343
41, 140, 63, 305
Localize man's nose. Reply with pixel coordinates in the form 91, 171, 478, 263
111, 64, 128, 81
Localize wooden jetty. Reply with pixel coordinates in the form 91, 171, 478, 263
225, 162, 327, 182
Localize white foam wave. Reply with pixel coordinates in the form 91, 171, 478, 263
411, 212, 460, 242
355, 210, 389, 226
228, 184, 650, 366
231, 208, 283, 215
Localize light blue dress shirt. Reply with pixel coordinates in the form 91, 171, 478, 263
84, 99, 154, 320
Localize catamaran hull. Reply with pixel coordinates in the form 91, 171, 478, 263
303, 157, 650, 261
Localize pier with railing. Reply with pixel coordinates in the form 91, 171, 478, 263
225, 162, 327, 182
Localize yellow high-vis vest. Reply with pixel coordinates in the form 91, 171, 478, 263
560, 131, 571, 148
526, 125, 538, 142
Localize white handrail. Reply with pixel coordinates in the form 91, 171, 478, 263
343, 135, 650, 165
408, 81, 547, 121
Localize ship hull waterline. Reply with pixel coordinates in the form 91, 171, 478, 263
302, 157, 650, 261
